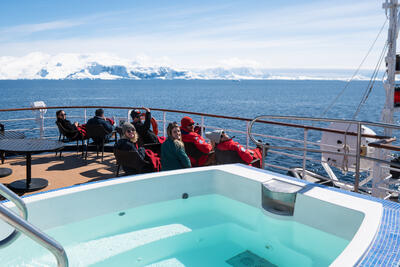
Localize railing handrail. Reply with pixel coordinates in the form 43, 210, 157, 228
0, 106, 395, 139
2, 106, 400, 196
0, 183, 27, 247
0, 183, 68, 266
248, 115, 400, 193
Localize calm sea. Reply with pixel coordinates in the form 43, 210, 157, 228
0, 79, 394, 178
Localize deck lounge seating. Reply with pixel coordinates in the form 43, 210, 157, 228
184, 142, 215, 166
55, 121, 85, 157
114, 149, 153, 176
214, 147, 260, 166
85, 124, 116, 161
143, 143, 161, 154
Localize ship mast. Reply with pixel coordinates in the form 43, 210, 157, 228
372, 0, 399, 198
382, 0, 398, 136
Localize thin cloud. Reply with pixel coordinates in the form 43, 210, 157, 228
0, 10, 128, 36
1, 19, 84, 34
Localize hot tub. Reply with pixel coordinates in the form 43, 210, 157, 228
0, 165, 386, 266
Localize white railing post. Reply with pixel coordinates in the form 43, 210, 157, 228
246, 121, 249, 149
354, 123, 362, 193
261, 144, 266, 169
84, 109, 87, 124
201, 116, 204, 138
302, 129, 308, 179
163, 112, 166, 137
40, 116, 44, 139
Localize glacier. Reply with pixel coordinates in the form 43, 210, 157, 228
0, 52, 377, 81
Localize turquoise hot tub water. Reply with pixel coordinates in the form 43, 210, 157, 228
1, 194, 349, 267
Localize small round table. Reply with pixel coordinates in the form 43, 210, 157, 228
0, 168, 12, 178
0, 131, 25, 140
0, 139, 64, 191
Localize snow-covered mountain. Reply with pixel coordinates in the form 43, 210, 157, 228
0, 52, 375, 80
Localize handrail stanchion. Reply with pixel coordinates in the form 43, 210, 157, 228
354, 123, 362, 193
0, 183, 68, 266
0, 204, 68, 267
163, 112, 166, 137
302, 129, 308, 179
246, 121, 249, 149
0, 183, 27, 248
40, 115, 45, 139
84, 109, 87, 124
201, 116, 205, 138
262, 144, 266, 169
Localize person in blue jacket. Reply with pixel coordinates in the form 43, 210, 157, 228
86, 108, 114, 142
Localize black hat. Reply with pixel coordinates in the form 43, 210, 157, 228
130, 109, 141, 119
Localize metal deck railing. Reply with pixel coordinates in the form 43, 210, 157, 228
0, 106, 399, 199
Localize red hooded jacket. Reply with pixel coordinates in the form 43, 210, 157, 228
181, 128, 212, 166
216, 139, 254, 164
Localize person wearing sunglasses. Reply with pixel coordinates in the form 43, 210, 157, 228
180, 116, 213, 167
161, 122, 191, 171
114, 122, 148, 173
56, 110, 86, 139
130, 107, 159, 145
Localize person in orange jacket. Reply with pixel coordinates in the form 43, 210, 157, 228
180, 116, 213, 167
205, 129, 262, 167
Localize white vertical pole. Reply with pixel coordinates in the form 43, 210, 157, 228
379, 0, 398, 189
382, 0, 398, 135
302, 129, 308, 179
246, 121, 249, 149
163, 112, 166, 137
40, 115, 44, 139
354, 123, 362, 193
201, 116, 205, 138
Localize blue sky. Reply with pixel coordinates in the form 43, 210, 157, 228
0, 0, 387, 69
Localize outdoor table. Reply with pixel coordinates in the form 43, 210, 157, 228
0, 131, 25, 140
0, 139, 64, 191
0, 130, 25, 164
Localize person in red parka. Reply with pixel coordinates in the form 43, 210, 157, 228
180, 116, 213, 167
205, 129, 262, 167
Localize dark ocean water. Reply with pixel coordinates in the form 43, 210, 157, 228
0, 79, 395, 179
0, 79, 386, 120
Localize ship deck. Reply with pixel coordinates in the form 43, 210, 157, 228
0, 151, 117, 197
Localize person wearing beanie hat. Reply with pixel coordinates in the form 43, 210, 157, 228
130, 107, 159, 145
181, 116, 194, 129
205, 129, 262, 167
180, 116, 213, 167
114, 122, 149, 174
205, 129, 223, 144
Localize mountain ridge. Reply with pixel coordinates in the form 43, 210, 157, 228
0, 52, 376, 80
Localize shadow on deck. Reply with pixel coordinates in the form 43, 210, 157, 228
0, 152, 118, 197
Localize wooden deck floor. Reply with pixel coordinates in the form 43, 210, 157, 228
0, 151, 118, 197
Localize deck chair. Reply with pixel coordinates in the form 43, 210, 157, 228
55, 121, 85, 157
143, 143, 162, 154
114, 149, 153, 176
85, 124, 117, 161
215, 147, 260, 167
184, 142, 215, 166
